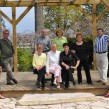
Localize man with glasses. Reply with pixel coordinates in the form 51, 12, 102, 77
0, 29, 18, 85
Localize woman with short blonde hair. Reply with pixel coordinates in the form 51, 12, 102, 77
33, 44, 46, 90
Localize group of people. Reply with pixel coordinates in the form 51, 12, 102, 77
33, 28, 93, 89
0, 28, 109, 97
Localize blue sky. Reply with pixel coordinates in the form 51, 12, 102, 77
1, 7, 35, 33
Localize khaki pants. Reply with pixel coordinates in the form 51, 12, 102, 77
2, 57, 15, 83
96, 52, 108, 82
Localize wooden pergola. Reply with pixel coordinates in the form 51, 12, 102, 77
0, 0, 109, 72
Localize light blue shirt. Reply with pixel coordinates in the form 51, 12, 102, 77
35, 36, 51, 52
94, 35, 109, 53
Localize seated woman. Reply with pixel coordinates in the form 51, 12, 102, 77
32, 44, 46, 89
46, 43, 62, 89
60, 43, 80, 89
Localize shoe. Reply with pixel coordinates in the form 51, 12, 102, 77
104, 92, 109, 97
78, 82, 82, 85
97, 80, 103, 83
73, 81, 76, 86
42, 87, 45, 90
54, 80, 57, 85
102, 82, 107, 85
88, 82, 93, 85
7, 82, 14, 85
57, 85, 61, 89
12, 79, 18, 84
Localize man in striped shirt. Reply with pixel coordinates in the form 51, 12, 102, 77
94, 28, 109, 85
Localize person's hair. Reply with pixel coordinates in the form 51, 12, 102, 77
63, 43, 69, 47
51, 43, 57, 47
37, 44, 43, 50
56, 28, 63, 36
76, 32, 83, 38
97, 28, 104, 32
3, 29, 10, 34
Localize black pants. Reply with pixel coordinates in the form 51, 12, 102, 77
33, 66, 46, 87
77, 60, 92, 84
62, 67, 75, 88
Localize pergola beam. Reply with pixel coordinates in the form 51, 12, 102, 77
16, 6, 33, 25
92, 4, 97, 70
96, 7, 109, 21
77, 5, 92, 22
0, 0, 6, 6
12, 5, 17, 72
0, 10, 12, 24
4, 0, 101, 7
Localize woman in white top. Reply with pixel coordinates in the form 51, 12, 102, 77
46, 44, 62, 89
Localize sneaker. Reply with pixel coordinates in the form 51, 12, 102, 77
12, 79, 18, 84
7, 82, 14, 85
57, 85, 61, 89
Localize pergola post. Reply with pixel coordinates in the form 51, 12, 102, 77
12, 6, 17, 72
92, 3, 97, 70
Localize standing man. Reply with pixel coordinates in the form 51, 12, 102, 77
94, 28, 109, 85
35, 29, 51, 53
0, 29, 18, 85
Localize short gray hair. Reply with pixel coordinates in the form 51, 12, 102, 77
3, 29, 10, 34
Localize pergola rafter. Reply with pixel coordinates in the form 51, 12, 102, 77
0, 0, 109, 71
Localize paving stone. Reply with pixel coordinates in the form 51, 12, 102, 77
76, 102, 91, 105
91, 107, 106, 109
17, 93, 96, 106
30, 105, 48, 109
0, 98, 10, 103
3, 103, 15, 108
65, 107, 75, 109
76, 105, 90, 109
62, 103, 76, 108
15, 106, 29, 109
89, 101, 109, 107
48, 104, 61, 108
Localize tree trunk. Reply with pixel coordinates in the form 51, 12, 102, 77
34, 6, 44, 37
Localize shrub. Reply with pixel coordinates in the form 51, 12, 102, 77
17, 48, 33, 72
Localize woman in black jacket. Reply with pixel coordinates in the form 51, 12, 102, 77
72, 32, 92, 85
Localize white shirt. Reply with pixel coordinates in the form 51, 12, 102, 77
46, 50, 61, 72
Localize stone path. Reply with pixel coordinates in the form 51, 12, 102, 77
0, 93, 109, 109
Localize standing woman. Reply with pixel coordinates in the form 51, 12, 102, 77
52, 28, 67, 84
72, 32, 92, 84
33, 44, 46, 89
46, 44, 62, 89
52, 28, 67, 52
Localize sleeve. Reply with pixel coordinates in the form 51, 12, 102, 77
65, 37, 67, 43
72, 53, 80, 61
48, 37, 51, 50
32, 54, 36, 68
46, 52, 50, 72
